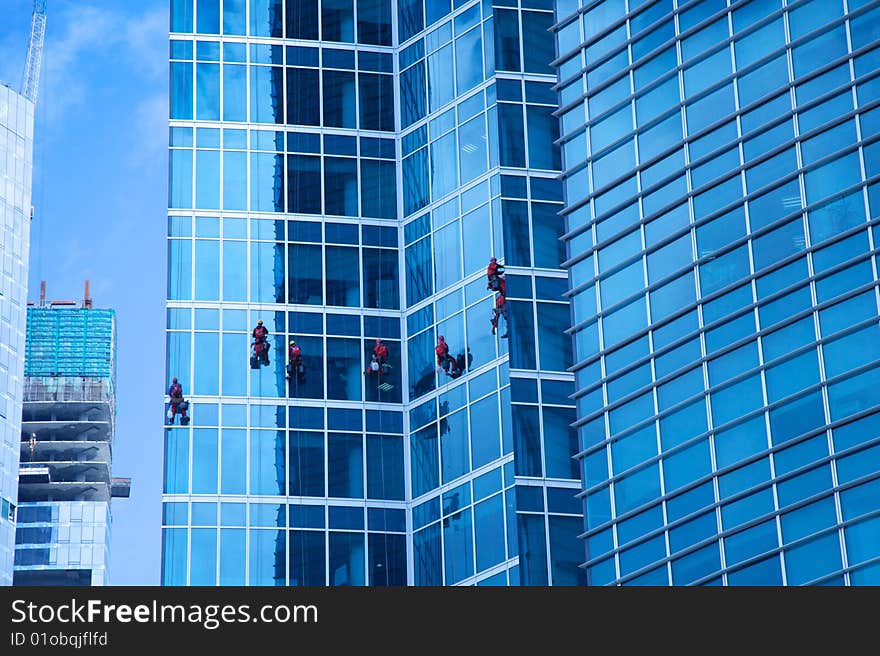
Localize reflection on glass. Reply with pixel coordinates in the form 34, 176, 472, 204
249, 528, 286, 586
330, 532, 364, 585
327, 337, 362, 400
443, 508, 474, 584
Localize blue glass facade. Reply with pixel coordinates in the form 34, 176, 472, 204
164, 0, 582, 586
0, 85, 34, 586
556, 0, 880, 584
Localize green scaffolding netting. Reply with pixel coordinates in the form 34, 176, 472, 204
24, 308, 116, 380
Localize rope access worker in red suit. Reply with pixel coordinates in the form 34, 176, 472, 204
491, 292, 509, 338
252, 319, 270, 366
374, 338, 389, 364
287, 339, 304, 381
435, 335, 460, 378
486, 257, 505, 291
253, 319, 269, 343
367, 338, 390, 376
167, 377, 189, 425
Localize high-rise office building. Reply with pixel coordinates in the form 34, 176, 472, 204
13, 296, 130, 586
163, 0, 583, 586
0, 85, 35, 586
555, 0, 880, 584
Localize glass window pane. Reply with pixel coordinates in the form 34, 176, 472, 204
327, 337, 362, 400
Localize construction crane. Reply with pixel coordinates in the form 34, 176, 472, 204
21, 0, 47, 104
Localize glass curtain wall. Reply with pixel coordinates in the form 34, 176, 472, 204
0, 86, 35, 585
555, 0, 880, 586
164, 0, 581, 586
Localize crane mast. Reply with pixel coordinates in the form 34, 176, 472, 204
21, 0, 47, 104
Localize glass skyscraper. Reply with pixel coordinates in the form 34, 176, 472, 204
163, 0, 583, 586
556, 0, 880, 584
0, 84, 34, 586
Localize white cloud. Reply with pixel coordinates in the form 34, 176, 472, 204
123, 8, 169, 80
40, 2, 168, 121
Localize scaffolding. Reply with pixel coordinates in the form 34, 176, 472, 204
23, 377, 113, 405
24, 308, 116, 381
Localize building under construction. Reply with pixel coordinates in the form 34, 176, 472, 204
13, 283, 130, 586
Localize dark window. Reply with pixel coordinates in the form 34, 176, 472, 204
288, 431, 325, 496
403, 148, 430, 216
527, 105, 561, 170
286, 0, 319, 39
329, 532, 365, 585
405, 237, 432, 306
367, 435, 405, 500
509, 300, 537, 369
362, 247, 399, 309
286, 154, 322, 214
518, 513, 549, 584
326, 246, 361, 306
400, 61, 427, 129
498, 103, 526, 167
502, 200, 532, 266
522, 11, 554, 74
398, 0, 424, 42
357, 0, 392, 46
414, 524, 442, 585
494, 9, 521, 72
361, 159, 397, 219
328, 433, 364, 498
411, 423, 439, 497
286, 68, 320, 126
513, 405, 542, 476
324, 157, 359, 216
322, 0, 354, 42
323, 70, 357, 128
532, 202, 565, 268
287, 243, 323, 304
369, 533, 406, 585
289, 530, 325, 585
327, 338, 363, 400
359, 73, 394, 131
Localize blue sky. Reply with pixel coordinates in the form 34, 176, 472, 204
1, 0, 169, 585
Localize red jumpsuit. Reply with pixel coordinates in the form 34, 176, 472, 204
253, 325, 269, 342
168, 383, 188, 423
252, 325, 270, 364
491, 293, 508, 333
435, 340, 449, 366
487, 260, 505, 290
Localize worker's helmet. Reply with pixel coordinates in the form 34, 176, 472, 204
257, 319, 263, 325
172, 377, 178, 383
290, 340, 296, 345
